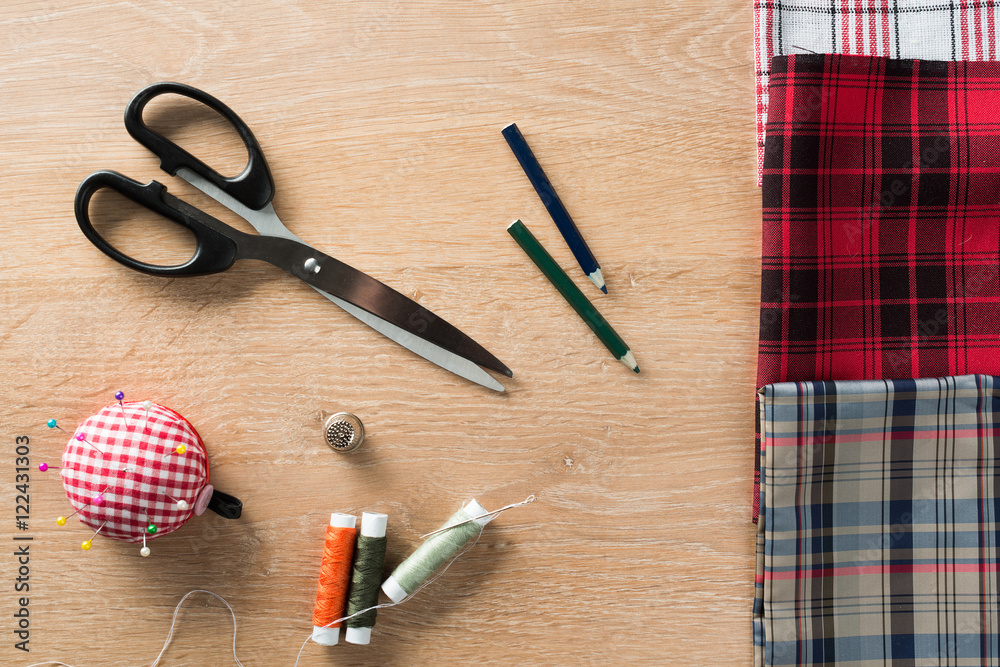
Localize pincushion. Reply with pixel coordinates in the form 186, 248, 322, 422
54, 397, 241, 554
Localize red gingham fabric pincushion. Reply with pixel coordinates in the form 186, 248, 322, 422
60, 401, 209, 543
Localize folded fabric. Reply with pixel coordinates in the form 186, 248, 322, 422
754, 1, 1000, 183
753, 53, 1000, 521
755, 375, 1000, 666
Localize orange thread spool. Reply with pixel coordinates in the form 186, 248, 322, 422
312, 514, 358, 646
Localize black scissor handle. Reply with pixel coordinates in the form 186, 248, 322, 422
124, 82, 275, 211
75, 170, 240, 277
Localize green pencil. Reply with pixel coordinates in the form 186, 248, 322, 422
507, 219, 639, 373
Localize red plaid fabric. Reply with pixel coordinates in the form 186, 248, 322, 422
755, 1, 1000, 184
753, 53, 1000, 521
60, 402, 208, 542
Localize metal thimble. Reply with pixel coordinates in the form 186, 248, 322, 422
323, 412, 365, 452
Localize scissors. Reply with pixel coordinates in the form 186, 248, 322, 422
74, 82, 511, 391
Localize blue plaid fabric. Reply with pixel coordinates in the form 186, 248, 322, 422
755, 375, 1000, 666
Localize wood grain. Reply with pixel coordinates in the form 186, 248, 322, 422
0, 1, 759, 664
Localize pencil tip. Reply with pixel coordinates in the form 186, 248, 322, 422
621, 350, 639, 373
588, 269, 606, 293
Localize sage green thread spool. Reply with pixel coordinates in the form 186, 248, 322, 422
381, 499, 493, 603
345, 512, 388, 645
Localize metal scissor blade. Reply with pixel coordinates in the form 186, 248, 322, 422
246, 235, 513, 378
177, 168, 508, 391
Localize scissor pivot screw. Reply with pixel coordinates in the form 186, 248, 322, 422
304, 258, 321, 274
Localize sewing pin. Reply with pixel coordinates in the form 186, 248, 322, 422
142, 512, 158, 536
165, 493, 190, 511
81, 521, 107, 551
142, 400, 152, 433
140, 531, 150, 558
49, 419, 105, 455
73, 431, 106, 455
38, 463, 61, 472
162, 444, 187, 460
57, 505, 85, 526
92, 485, 110, 506
114, 390, 131, 427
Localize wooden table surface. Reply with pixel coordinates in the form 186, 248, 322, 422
0, 1, 760, 664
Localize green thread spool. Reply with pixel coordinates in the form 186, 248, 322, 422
344, 512, 388, 645
381, 499, 493, 603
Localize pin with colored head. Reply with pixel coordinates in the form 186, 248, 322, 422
73, 431, 106, 455
162, 444, 187, 460
138, 511, 159, 537
142, 400, 152, 433
56, 486, 105, 528
114, 391, 130, 426
57, 502, 88, 526
38, 463, 60, 472
92, 486, 110, 506
49, 419, 105, 455
81, 521, 107, 551
165, 494, 190, 511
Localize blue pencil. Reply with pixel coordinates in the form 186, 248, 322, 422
501, 123, 607, 294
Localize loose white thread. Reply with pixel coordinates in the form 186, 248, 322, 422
420, 495, 535, 539
25, 589, 244, 667
149, 589, 244, 667
25, 496, 536, 667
